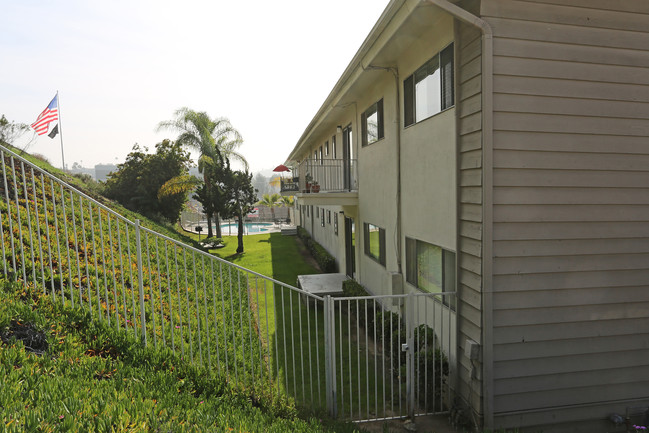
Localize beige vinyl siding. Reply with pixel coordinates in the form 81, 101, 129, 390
456, 1, 484, 415
482, 0, 649, 428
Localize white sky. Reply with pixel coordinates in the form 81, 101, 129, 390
1, 0, 388, 173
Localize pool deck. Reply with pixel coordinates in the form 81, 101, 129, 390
182, 221, 295, 236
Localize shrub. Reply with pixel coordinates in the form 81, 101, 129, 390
341, 280, 449, 411
297, 227, 337, 273
72, 172, 105, 196
342, 279, 366, 297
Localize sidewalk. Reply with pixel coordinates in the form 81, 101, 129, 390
360, 415, 459, 433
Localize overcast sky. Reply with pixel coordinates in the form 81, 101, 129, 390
1, 0, 388, 173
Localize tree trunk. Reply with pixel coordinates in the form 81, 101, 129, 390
236, 208, 244, 253
214, 212, 222, 238
206, 214, 213, 238
204, 172, 214, 238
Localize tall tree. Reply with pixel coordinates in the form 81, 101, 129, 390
104, 140, 192, 222
222, 170, 257, 254
157, 107, 247, 238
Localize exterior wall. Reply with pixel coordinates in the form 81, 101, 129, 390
298, 202, 346, 273
297, 13, 460, 301
482, 0, 649, 430
358, 72, 400, 296
455, 1, 485, 421
400, 107, 456, 254
398, 13, 457, 259
296, 103, 358, 274
311, 204, 345, 271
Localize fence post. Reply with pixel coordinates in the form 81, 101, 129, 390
407, 292, 415, 421
324, 295, 337, 417
134, 219, 147, 346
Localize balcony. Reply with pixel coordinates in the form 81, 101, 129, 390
280, 158, 358, 206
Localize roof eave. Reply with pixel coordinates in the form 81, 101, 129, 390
285, 0, 409, 163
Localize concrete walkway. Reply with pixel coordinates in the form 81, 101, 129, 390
359, 415, 459, 433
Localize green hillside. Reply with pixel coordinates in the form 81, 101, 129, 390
0, 280, 360, 432
0, 144, 362, 432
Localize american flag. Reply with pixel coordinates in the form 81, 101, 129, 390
31, 94, 58, 135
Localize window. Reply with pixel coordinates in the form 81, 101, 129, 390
406, 237, 456, 307
314, 150, 318, 162
404, 44, 454, 127
321, 208, 325, 227
361, 99, 384, 146
316, 206, 319, 217
332, 136, 337, 159
327, 210, 331, 224
325, 141, 329, 156
319, 146, 323, 164
334, 213, 338, 235
363, 222, 386, 266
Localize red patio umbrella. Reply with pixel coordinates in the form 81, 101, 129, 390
273, 164, 290, 172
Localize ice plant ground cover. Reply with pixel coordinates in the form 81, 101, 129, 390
0, 144, 324, 412
0, 145, 398, 422
0, 279, 363, 433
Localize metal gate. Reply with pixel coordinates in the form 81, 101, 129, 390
322, 292, 456, 422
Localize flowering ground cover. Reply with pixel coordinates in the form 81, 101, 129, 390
0, 279, 363, 432
0, 146, 306, 411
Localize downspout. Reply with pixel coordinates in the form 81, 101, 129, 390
394, 69, 402, 275
421, 0, 494, 429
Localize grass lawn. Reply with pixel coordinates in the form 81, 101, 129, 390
184, 231, 320, 286
182, 229, 388, 419
181, 231, 328, 407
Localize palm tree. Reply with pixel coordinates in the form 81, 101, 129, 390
278, 195, 295, 224
157, 108, 247, 238
278, 196, 294, 207
256, 193, 281, 223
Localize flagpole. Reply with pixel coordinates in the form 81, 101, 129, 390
56, 90, 66, 171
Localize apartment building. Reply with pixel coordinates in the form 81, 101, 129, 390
281, 1, 649, 431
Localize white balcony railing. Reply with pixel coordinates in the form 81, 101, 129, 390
281, 158, 357, 194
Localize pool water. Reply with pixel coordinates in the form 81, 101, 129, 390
219, 222, 273, 234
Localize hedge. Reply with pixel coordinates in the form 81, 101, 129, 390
297, 227, 337, 273
341, 279, 449, 411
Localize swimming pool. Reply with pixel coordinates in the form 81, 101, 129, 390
219, 222, 274, 235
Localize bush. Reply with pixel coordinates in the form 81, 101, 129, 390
342, 279, 366, 297
341, 280, 449, 411
297, 227, 337, 273
72, 172, 105, 196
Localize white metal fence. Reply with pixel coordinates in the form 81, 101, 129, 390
0, 144, 454, 422
324, 293, 455, 421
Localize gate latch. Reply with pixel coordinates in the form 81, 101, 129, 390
401, 343, 409, 352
